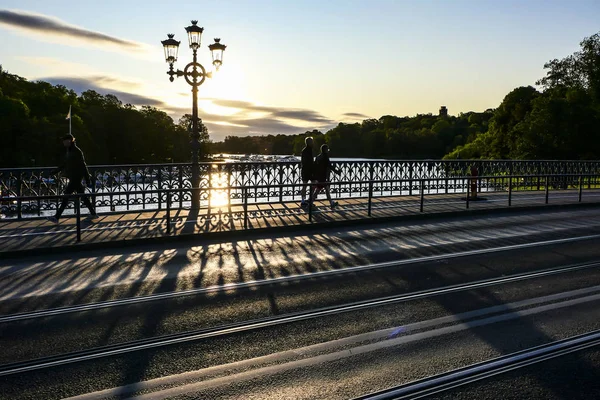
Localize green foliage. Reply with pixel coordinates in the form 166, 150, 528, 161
210, 113, 488, 160
537, 33, 600, 102
453, 31, 600, 160
0, 68, 204, 167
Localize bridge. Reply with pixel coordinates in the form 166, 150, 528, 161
2, 159, 600, 399
1, 159, 599, 253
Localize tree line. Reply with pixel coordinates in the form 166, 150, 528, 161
1, 31, 599, 168
0, 69, 209, 167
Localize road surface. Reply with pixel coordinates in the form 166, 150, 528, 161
1, 207, 600, 399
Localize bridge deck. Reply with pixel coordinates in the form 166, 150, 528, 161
1, 189, 599, 254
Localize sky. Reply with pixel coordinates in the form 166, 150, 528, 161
1, 0, 599, 141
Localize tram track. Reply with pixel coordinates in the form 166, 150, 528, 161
2, 233, 600, 324
2, 259, 600, 378
354, 329, 600, 400
58, 285, 600, 400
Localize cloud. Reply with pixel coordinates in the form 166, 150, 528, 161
209, 99, 265, 110
208, 98, 336, 124
164, 104, 333, 140
48, 75, 142, 91
44, 76, 164, 106
20, 57, 144, 91
17, 56, 97, 75
271, 110, 333, 124
40, 76, 338, 140
196, 98, 337, 138
342, 112, 369, 119
88, 76, 142, 91
0, 9, 146, 51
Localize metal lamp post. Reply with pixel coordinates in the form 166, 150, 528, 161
161, 21, 226, 209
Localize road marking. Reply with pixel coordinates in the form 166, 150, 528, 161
64, 285, 600, 400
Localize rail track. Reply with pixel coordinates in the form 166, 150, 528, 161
354, 329, 600, 400
2, 257, 600, 378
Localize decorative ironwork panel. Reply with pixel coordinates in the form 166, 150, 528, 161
2, 159, 600, 219
333, 161, 371, 198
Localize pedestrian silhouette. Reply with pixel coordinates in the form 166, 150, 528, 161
300, 136, 315, 207
47, 134, 98, 223
311, 144, 340, 210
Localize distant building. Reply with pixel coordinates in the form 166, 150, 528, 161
439, 106, 448, 117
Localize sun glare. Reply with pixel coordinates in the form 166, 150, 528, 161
162, 63, 249, 118
203, 64, 248, 103
208, 171, 230, 208
199, 100, 241, 117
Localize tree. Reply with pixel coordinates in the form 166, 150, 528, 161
537, 33, 600, 102
177, 114, 210, 143
514, 87, 600, 159
0, 95, 32, 166
487, 86, 540, 158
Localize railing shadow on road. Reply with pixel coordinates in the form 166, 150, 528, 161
3, 208, 600, 315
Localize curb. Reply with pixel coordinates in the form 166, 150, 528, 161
2, 202, 600, 260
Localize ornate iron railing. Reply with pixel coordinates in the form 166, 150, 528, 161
3, 173, 600, 243
1, 160, 600, 219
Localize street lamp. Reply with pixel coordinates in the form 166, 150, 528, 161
161, 20, 227, 209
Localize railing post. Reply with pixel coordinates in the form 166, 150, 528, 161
194, 165, 202, 210
444, 162, 449, 194
368, 181, 373, 217
16, 175, 22, 220
368, 163, 374, 217
166, 189, 171, 234
579, 175, 583, 202
243, 186, 248, 230
545, 176, 549, 204
508, 175, 512, 206
278, 164, 284, 203
308, 182, 313, 223
37, 172, 41, 217
91, 170, 97, 215
208, 168, 212, 209
408, 165, 413, 196
420, 179, 425, 212
75, 196, 81, 242
179, 167, 184, 209
228, 168, 233, 207
110, 186, 115, 212
126, 171, 130, 211
158, 170, 163, 210
466, 177, 470, 209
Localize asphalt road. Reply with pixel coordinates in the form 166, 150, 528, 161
1, 207, 600, 399
430, 346, 600, 400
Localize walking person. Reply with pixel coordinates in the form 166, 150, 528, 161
300, 136, 315, 207
47, 134, 98, 223
311, 144, 340, 210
